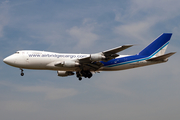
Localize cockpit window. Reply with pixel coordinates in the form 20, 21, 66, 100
15, 52, 20, 54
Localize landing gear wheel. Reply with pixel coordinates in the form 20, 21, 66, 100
87, 72, 92, 78
79, 77, 82, 81
21, 73, 24, 76
76, 72, 82, 81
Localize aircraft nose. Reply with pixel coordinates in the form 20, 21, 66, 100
3, 56, 14, 65
3, 57, 8, 63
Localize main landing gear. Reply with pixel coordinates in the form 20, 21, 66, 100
20, 69, 24, 76
76, 70, 93, 81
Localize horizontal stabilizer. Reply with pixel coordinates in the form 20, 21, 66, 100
147, 52, 176, 61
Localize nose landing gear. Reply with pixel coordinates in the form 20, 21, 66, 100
20, 69, 24, 76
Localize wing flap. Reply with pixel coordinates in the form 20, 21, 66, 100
81, 62, 104, 71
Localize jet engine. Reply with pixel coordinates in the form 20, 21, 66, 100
90, 53, 106, 61
57, 71, 74, 77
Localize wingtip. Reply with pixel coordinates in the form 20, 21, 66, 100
170, 52, 176, 55
122, 44, 134, 47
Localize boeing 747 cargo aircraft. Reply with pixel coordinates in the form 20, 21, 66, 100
3, 33, 175, 80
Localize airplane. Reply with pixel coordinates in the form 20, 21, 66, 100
3, 33, 176, 81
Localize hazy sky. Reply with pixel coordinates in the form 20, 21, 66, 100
0, 0, 180, 120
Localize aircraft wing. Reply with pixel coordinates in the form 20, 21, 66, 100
102, 44, 133, 61
102, 44, 133, 55
79, 44, 133, 62
78, 44, 133, 71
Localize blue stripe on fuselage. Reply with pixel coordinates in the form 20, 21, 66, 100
101, 55, 147, 67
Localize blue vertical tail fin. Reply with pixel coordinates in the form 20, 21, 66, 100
138, 33, 172, 57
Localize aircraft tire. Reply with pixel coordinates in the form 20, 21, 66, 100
79, 77, 82, 81
21, 73, 24, 76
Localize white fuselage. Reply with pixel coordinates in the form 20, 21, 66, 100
3, 50, 164, 72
